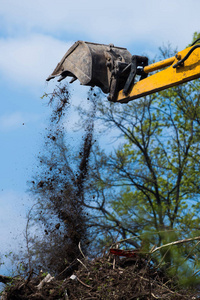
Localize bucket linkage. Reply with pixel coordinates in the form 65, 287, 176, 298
47, 41, 148, 102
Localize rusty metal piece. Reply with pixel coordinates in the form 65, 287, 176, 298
110, 248, 141, 257
47, 41, 133, 101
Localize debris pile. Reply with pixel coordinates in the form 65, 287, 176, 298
1, 254, 197, 300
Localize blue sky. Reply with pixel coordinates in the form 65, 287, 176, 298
0, 0, 199, 273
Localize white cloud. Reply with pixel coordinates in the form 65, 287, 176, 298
0, 1, 199, 91
0, 0, 199, 48
0, 111, 41, 131
0, 34, 73, 88
0, 112, 24, 130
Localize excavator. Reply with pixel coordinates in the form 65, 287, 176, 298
47, 39, 200, 103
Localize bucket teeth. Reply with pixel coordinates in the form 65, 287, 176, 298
47, 41, 133, 101
69, 76, 77, 84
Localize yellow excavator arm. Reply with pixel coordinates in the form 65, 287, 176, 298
47, 39, 200, 103
117, 43, 200, 103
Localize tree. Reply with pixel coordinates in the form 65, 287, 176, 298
23, 85, 96, 277
90, 83, 200, 238
21, 34, 200, 282
76, 34, 200, 280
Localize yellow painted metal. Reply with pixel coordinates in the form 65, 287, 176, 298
117, 46, 200, 103
143, 56, 175, 73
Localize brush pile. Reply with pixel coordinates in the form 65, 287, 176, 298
1, 253, 197, 300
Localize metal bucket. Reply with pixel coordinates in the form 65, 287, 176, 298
47, 41, 132, 99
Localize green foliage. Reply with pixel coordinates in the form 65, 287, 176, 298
188, 31, 200, 46
83, 32, 200, 283
19, 33, 200, 285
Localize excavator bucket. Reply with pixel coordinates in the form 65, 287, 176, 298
46, 41, 136, 102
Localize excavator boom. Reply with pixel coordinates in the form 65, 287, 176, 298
47, 40, 200, 103
117, 43, 200, 103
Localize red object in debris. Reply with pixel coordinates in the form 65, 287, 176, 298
110, 248, 140, 258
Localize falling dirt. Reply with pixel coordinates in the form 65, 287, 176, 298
1, 85, 199, 299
